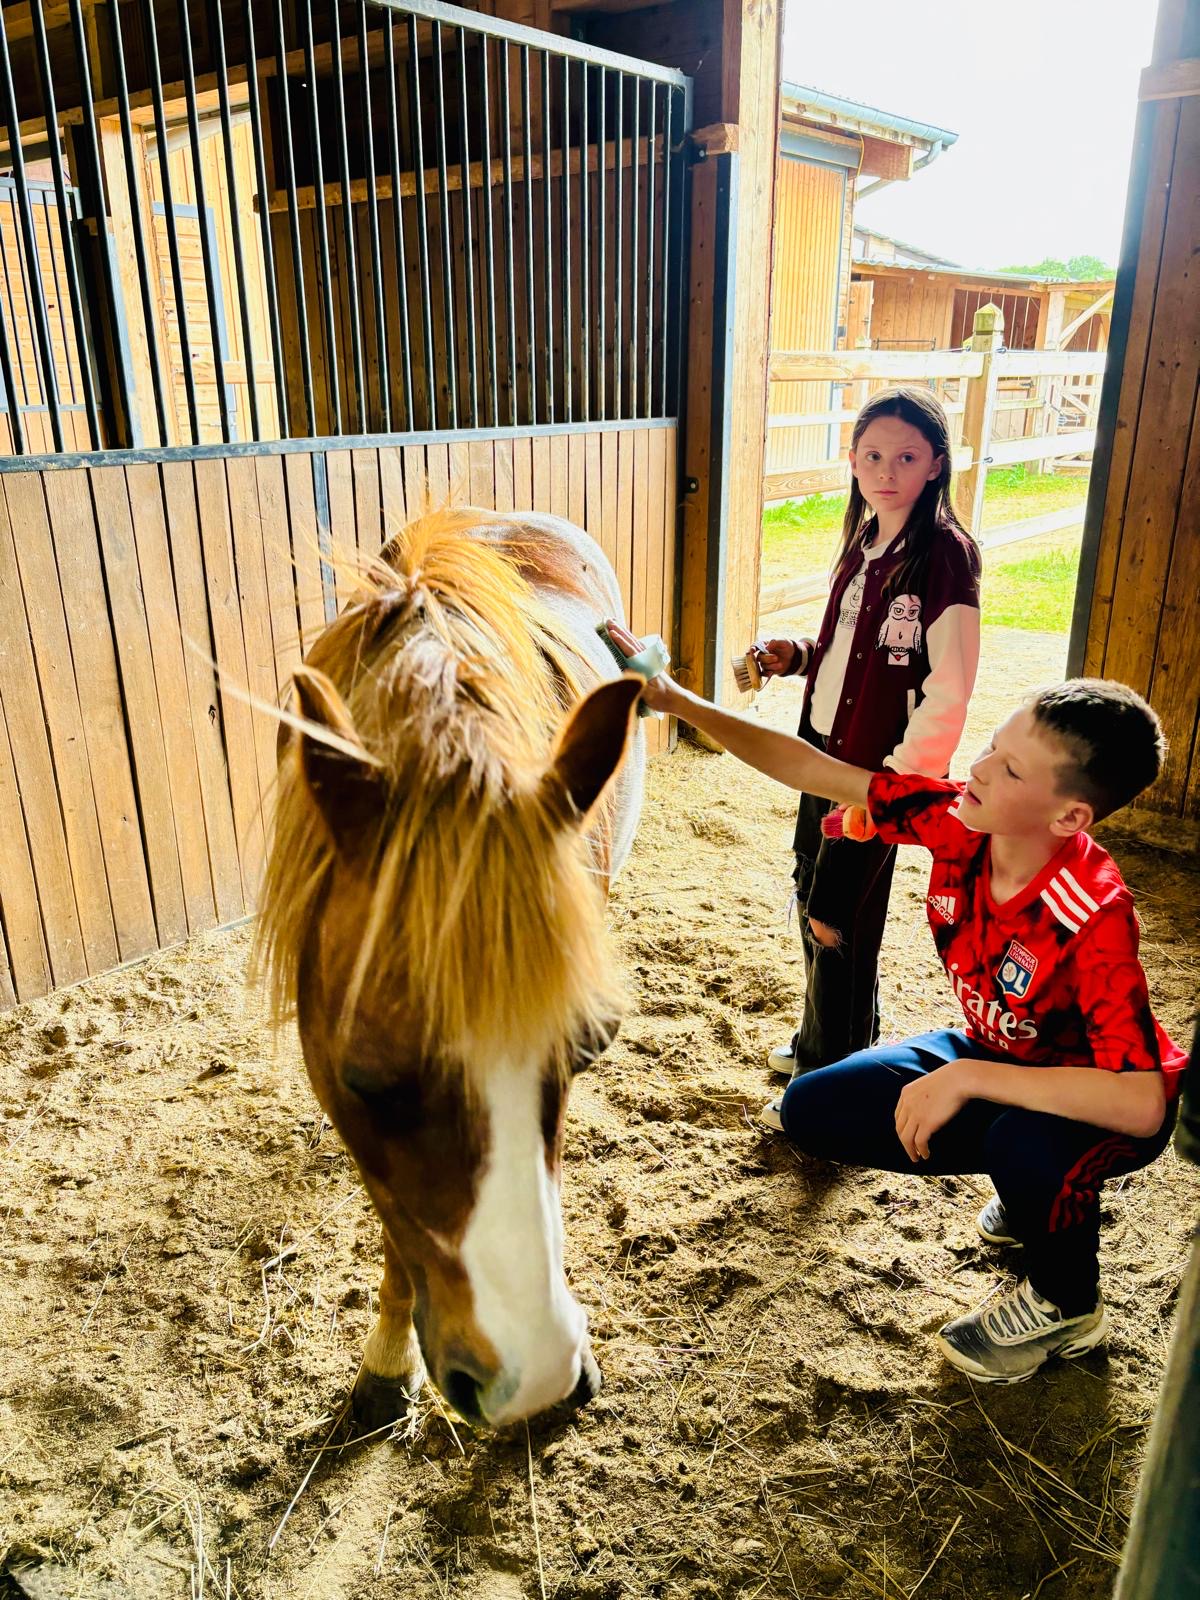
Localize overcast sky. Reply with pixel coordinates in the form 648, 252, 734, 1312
781, 0, 1158, 270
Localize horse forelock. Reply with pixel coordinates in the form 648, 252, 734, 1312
252, 510, 622, 1081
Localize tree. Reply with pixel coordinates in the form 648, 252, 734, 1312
1066, 254, 1113, 280
997, 254, 1113, 279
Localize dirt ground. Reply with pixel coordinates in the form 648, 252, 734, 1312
2, 620, 1197, 1600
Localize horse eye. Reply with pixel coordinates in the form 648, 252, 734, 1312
341, 1069, 425, 1132
571, 1015, 621, 1073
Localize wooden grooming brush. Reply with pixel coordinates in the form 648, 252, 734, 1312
731, 645, 764, 694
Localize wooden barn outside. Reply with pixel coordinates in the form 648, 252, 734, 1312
0, 0, 785, 1011
760, 0, 1198, 838
766, 82, 955, 481
850, 255, 1114, 453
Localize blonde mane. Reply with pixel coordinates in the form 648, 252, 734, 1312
251, 509, 623, 1073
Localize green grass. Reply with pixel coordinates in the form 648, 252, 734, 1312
761, 492, 846, 582
981, 533, 1081, 632
979, 463, 1092, 530
762, 464, 1088, 634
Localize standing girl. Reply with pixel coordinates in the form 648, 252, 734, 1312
756, 386, 982, 1080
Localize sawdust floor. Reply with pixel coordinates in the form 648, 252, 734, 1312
2, 622, 1198, 1600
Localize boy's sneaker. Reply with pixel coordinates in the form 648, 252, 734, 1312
937, 1278, 1108, 1384
977, 1195, 1019, 1245
758, 1097, 784, 1133
767, 1038, 797, 1076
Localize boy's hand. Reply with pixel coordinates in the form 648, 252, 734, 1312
755, 638, 809, 678
603, 620, 683, 715
894, 1062, 973, 1162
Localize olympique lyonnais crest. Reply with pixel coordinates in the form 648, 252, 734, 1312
997, 939, 1038, 999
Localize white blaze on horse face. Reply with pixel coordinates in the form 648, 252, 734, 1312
460, 1057, 585, 1424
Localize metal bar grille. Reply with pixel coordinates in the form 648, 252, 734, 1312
303, 0, 342, 435
0, 0, 691, 460
518, 45, 535, 426
272, 0, 316, 434
383, 8, 415, 430
359, 0, 391, 432
103, 0, 170, 443
457, 25, 478, 430
27, 4, 98, 447
479, 36, 498, 428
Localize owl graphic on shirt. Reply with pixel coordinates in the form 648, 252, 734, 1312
878, 594, 923, 666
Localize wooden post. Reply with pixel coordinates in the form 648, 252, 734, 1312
1113, 1023, 1200, 1598
1035, 287, 1066, 473
677, 0, 782, 704
953, 302, 1004, 535
678, 132, 735, 701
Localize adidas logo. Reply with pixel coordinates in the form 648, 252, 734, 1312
929, 893, 958, 923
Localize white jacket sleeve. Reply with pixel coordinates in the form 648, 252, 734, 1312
882, 602, 980, 777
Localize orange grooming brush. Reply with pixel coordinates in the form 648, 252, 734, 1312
821, 805, 877, 842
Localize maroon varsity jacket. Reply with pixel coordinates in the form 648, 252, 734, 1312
792, 524, 982, 776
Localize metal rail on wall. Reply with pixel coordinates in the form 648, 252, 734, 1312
0, 0, 692, 461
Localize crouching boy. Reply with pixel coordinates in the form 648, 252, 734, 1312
606, 622, 1186, 1384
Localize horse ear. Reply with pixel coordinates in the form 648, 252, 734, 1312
543, 673, 642, 824
290, 665, 386, 854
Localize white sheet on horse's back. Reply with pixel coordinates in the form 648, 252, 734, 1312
467, 511, 645, 881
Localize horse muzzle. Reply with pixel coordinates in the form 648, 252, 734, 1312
438, 1335, 601, 1428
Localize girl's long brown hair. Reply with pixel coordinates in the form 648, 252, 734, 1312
832, 386, 980, 600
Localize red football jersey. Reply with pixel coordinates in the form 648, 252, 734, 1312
867, 771, 1187, 1096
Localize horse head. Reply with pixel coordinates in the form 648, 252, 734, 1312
254, 515, 643, 1428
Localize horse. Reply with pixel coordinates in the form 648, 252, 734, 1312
252, 507, 646, 1429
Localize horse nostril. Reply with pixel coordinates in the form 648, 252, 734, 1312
443, 1368, 483, 1422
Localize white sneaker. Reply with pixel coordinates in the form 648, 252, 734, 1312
758, 1097, 784, 1132
937, 1278, 1108, 1384
767, 1039, 797, 1077
977, 1195, 1019, 1245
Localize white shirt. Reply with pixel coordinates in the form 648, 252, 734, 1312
808, 530, 903, 737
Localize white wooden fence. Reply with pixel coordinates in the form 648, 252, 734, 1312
759, 303, 1103, 622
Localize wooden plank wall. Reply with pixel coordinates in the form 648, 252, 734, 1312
949, 288, 1040, 350
766, 155, 844, 476
1076, 24, 1200, 821
852, 272, 1049, 355
858, 272, 955, 352
0, 423, 677, 1008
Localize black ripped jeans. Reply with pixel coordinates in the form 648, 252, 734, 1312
790, 730, 897, 1076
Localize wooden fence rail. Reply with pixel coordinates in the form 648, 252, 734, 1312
763, 304, 1105, 524
758, 303, 1104, 628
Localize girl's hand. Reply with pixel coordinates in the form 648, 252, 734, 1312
755, 638, 809, 678
603, 620, 683, 715
894, 1062, 974, 1162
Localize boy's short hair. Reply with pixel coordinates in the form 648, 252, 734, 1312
1028, 679, 1166, 820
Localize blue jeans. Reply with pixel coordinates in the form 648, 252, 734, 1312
779, 1029, 1177, 1315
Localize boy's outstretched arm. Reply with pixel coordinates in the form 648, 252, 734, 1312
604, 621, 872, 810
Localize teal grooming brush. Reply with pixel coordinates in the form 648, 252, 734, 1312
595, 622, 671, 718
